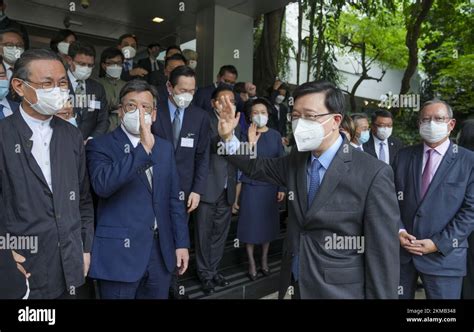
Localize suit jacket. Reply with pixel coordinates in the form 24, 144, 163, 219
226, 138, 400, 299
86, 127, 190, 281
193, 84, 216, 113
137, 58, 166, 86
68, 77, 109, 139
269, 90, 289, 138
363, 134, 404, 165
393, 142, 474, 277
151, 99, 210, 197
201, 111, 241, 205
0, 107, 94, 299
0, 223, 27, 299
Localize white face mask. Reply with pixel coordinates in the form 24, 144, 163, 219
376, 127, 392, 141
105, 64, 123, 79
3, 46, 24, 64
419, 121, 450, 144
275, 95, 285, 104
67, 116, 78, 127
171, 92, 193, 109
23, 83, 70, 116
57, 42, 70, 55
188, 60, 197, 70
252, 114, 268, 128
122, 109, 152, 135
72, 64, 93, 81
121, 46, 136, 60
292, 116, 334, 152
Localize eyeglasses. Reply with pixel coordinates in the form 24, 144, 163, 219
289, 112, 333, 122
122, 102, 154, 114
1, 43, 25, 49
374, 124, 393, 128
23, 80, 69, 92
420, 116, 451, 124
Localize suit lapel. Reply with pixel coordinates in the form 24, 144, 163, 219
296, 150, 310, 217
158, 99, 173, 142
422, 142, 455, 203
177, 106, 194, 151
411, 144, 424, 205
388, 137, 396, 164
305, 141, 351, 220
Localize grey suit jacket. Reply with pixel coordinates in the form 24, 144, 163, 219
226, 138, 400, 299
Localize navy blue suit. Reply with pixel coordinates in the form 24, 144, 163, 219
393, 141, 474, 299
151, 98, 210, 197
86, 126, 190, 298
193, 84, 216, 113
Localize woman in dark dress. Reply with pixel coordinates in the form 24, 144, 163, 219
237, 98, 286, 280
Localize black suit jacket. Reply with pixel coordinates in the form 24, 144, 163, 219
151, 98, 210, 197
137, 58, 166, 86
363, 134, 404, 165
68, 76, 109, 139
226, 138, 400, 299
0, 223, 27, 299
0, 107, 94, 298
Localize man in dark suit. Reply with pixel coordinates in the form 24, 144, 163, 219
0, 55, 18, 119
137, 43, 166, 86
269, 81, 290, 144
2, 49, 94, 299
195, 86, 241, 295
117, 34, 148, 82
153, 53, 187, 101
193, 65, 238, 113
86, 80, 189, 299
66, 41, 109, 142
151, 65, 210, 298
216, 80, 400, 299
363, 109, 404, 165
0, 0, 29, 49
394, 100, 474, 299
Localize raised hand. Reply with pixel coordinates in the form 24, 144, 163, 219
217, 95, 240, 141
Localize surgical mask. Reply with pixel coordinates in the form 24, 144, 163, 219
121, 46, 136, 59
188, 60, 197, 70
57, 42, 70, 55
292, 116, 334, 152
3, 46, 24, 64
172, 92, 193, 109
376, 127, 392, 141
358, 130, 370, 144
122, 109, 152, 135
218, 81, 234, 89
0, 79, 9, 99
106, 64, 123, 79
419, 121, 450, 144
275, 95, 285, 104
72, 64, 93, 81
252, 114, 268, 128
67, 116, 78, 127
23, 83, 70, 116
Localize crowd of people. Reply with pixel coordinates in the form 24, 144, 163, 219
0, 4, 473, 301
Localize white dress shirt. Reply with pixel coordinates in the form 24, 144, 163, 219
373, 135, 390, 164
67, 69, 87, 93
350, 142, 364, 151
4, 61, 13, 82
19, 106, 53, 191
0, 98, 13, 118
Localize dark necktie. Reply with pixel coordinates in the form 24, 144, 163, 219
0, 104, 5, 120
172, 109, 181, 149
420, 149, 434, 199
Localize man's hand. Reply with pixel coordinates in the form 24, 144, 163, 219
277, 192, 286, 203
139, 109, 155, 154
232, 202, 240, 214
399, 231, 421, 255
187, 192, 200, 213
83, 253, 91, 277
12, 251, 30, 278
282, 137, 289, 146
245, 82, 257, 97
248, 123, 261, 145
216, 95, 240, 141
130, 67, 148, 77
273, 80, 282, 91
410, 239, 438, 255
176, 248, 189, 275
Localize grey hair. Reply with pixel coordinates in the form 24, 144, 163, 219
420, 99, 453, 118
119, 79, 158, 106
12, 48, 63, 81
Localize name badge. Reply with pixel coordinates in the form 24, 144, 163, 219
89, 100, 101, 109
181, 137, 194, 148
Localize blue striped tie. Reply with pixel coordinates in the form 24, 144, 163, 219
0, 104, 5, 120
307, 158, 321, 208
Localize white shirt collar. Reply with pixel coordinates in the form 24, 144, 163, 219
19, 105, 52, 129
121, 124, 140, 148
373, 134, 387, 145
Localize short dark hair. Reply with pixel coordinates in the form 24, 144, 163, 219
166, 45, 182, 56
165, 53, 187, 68
68, 40, 96, 59
0, 28, 25, 44
118, 33, 137, 46
293, 80, 345, 115
169, 65, 195, 87
233, 82, 246, 94
371, 109, 393, 123
245, 97, 273, 121
99, 47, 124, 77
119, 79, 158, 105
211, 85, 234, 101
351, 113, 369, 123
12, 49, 63, 82
218, 65, 238, 78
147, 43, 161, 50
458, 119, 474, 151
50, 29, 77, 53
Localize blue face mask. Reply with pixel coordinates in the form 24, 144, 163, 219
359, 130, 370, 144
0, 79, 9, 100
67, 116, 78, 127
